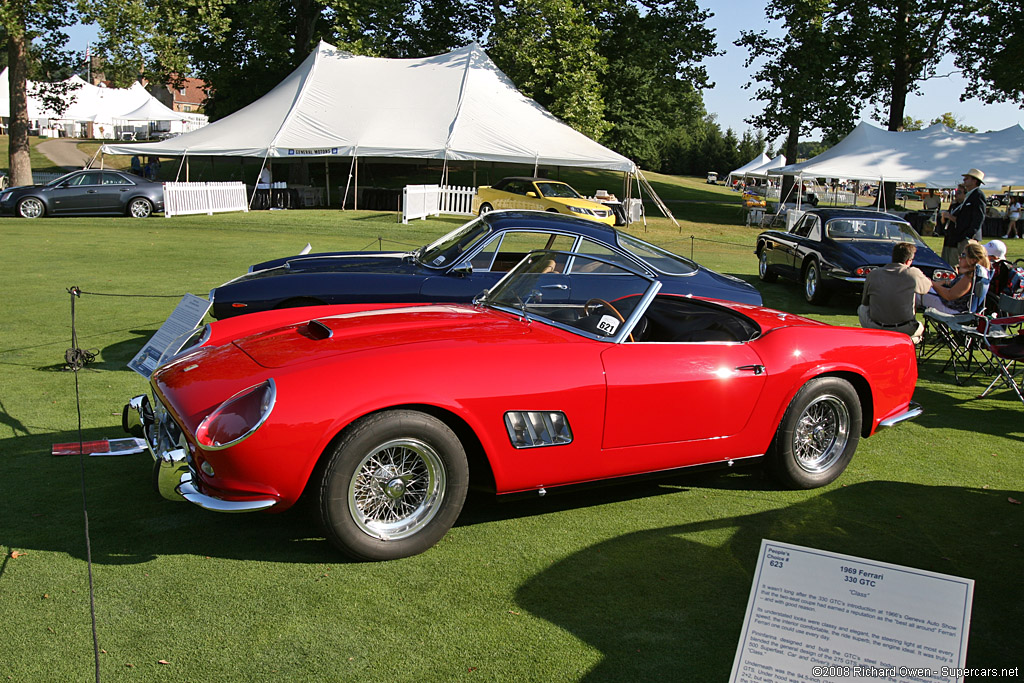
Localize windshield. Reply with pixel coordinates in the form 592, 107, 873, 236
416, 218, 491, 268
480, 250, 658, 341
826, 219, 926, 245
616, 232, 698, 275
535, 182, 582, 199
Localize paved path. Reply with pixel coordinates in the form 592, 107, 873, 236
36, 138, 93, 170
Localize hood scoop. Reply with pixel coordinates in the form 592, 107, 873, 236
301, 319, 333, 340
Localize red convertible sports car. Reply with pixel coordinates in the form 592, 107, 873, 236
123, 250, 921, 561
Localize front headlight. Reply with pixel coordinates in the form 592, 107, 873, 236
0, 191, 11, 203
567, 205, 593, 216
196, 379, 276, 449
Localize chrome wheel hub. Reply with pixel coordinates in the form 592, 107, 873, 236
349, 438, 445, 540
793, 394, 850, 473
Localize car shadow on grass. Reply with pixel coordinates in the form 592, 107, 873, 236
514, 481, 1024, 681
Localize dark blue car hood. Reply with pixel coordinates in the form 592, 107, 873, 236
246, 252, 422, 278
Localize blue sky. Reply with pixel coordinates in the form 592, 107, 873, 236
66, 4, 1023, 142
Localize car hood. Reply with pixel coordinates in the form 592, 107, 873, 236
236, 253, 420, 282
545, 197, 608, 211
233, 304, 536, 369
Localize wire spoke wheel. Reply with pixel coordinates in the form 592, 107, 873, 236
348, 438, 445, 540
791, 394, 850, 473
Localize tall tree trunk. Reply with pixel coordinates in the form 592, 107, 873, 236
880, 0, 913, 210
7, 25, 33, 187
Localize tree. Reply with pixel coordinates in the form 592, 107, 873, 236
832, 0, 960, 131
588, 0, 717, 169
902, 115, 925, 131
488, 0, 609, 141
953, 0, 1024, 106
2, 0, 81, 186
930, 112, 976, 132
738, 0, 859, 200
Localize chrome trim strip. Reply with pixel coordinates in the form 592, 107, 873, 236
878, 402, 922, 429
176, 472, 278, 512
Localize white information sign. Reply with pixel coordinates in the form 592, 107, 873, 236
128, 293, 211, 378
731, 540, 978, 683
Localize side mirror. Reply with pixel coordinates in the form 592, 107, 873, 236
526, 191, 537, 198
451, 263, 473, 277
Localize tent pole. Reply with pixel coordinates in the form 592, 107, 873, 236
186, 157, 190, 182
473, 161, 477, 188
250, 150, 272, 209
342, 154, 357, 210
355, 157, 359, 210
325, 161, 330, 207
175, 153, 187, 182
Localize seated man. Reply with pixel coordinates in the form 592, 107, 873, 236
858, 241, 932, 341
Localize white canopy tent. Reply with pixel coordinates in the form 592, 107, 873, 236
770, 122, 1024, 188
100, 41, 636, 173
0, 68, 208, 138
743, 154, 787, 179
727, 153, 770, 183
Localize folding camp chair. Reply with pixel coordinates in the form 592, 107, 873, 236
918, 265, 992, 379
975, 314, 1024, 405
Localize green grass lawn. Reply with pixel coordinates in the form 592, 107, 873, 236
1, 193, 1022, 681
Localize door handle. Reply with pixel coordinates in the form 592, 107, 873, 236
735, 364, 765, 375
541, 284, 568, 290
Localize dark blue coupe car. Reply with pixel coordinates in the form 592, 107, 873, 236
210, 210, 762, 319
755, 208, 956, 304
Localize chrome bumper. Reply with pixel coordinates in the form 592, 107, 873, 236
123, 394, 277, 512
878, 402, 923, 429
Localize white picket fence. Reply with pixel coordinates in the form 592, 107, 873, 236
402, 185, 476, 224
163, 181, 249, 217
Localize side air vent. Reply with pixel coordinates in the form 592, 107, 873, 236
504, 411, 573, 449
302, 319, 333, 340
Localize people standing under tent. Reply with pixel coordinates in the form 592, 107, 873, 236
940, 169, 986, 266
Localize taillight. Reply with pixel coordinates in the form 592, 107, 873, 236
932, 270, 956, 282
854, 266, 876, 277
196, 379, 276, 449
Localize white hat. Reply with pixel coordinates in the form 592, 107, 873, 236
963, 168, 986, 184
984, 239, 1007, 259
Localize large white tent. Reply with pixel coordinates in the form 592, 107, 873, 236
727, 153, 770, 183
0, 68, 208, 137
771, 122, 1024, 188
101, 41, 636, 173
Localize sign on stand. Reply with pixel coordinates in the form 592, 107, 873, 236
128, 293, 211, 378
730, 540, 978, 683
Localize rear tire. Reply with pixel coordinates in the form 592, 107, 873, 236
769, 377, 861, 489
479, 202, 493, 215
758, 249, 778, 282
803, 261, 830, 304
127, 197, 153, 218
318, 410, 469, 561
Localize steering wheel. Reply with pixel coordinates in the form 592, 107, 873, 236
583, 298, 634, 342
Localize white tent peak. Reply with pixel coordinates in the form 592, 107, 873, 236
101, 41, 636, 173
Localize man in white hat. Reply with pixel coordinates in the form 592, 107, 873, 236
940, 168, 986, 267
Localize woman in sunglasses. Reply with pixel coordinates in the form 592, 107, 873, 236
920, 241, 991, 315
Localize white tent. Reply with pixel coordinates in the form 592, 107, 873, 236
1, 68, 208, 137
743, 154, 787, 179
771, 122, 1024, 188
100, 41, 636, 173
727, 153, 770, 183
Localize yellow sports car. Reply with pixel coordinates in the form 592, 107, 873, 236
475, 177, 616, 225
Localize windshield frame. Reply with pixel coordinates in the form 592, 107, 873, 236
415, 217, 491, 269
478, 249, 661, 344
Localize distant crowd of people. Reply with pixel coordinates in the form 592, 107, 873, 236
129, 155, 162, 180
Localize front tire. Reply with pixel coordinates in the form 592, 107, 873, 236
478, 202, 493, 215
17, 197, 45, 218
127, 197, 153, 218
318, 410, 469, 561
803, 260, 830, 304
769, 377, 861, 489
